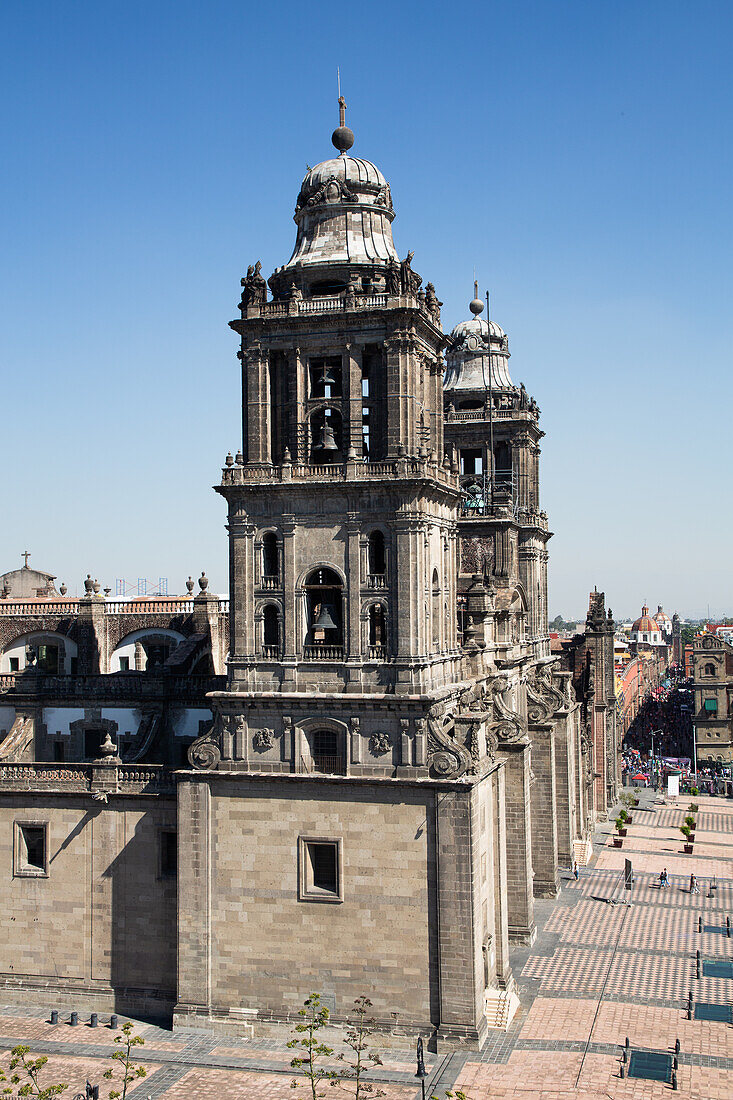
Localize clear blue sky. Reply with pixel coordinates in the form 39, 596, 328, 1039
1, 0, 731, 619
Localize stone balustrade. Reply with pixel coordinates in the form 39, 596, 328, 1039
221, 456, 460, 490
0, 762, 174, 794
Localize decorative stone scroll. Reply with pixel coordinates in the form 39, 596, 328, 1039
369, 731, 392, 756
526, 667, 566, 725
188, 710, 223, 770
426, 703, 473, 779
486, 676, 527, 746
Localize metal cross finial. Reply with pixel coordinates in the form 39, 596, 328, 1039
338, 94, 346, 128
22, 550, 30, 568
474, 279, 479, 299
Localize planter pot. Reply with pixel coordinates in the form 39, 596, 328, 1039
689, 824, 696, 831
683, 844, 694, 854
625, 816, 634, 825
613, 837, 623, 847
633, 799, 640, 807
618, 828, 628, 837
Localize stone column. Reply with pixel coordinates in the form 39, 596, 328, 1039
244, 346, 271, 464
528, 723, 559, 897
551, 693, 575, 865
174, 777, 212, 1025
77, 594, 106, 674
491, 763, 512, 987
499, 742, 536, 943
343, 344, 363, 457
434, 785, 487, 1050
345, 513, 362, 691
281, 515, 297, 690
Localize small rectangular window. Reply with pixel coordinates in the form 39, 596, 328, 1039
119, 657, 130, 671
53, 741, 65, 762
70, 657, 78, 675
9, 657, 19, 672
160, 830, 177, 877
14, 822, 48, 877
299, 837, 342, 902
84, 729, 103, 758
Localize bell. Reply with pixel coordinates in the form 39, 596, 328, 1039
313, 604, 338, 631
316, 421, 338, 452
320, 366, 338, 388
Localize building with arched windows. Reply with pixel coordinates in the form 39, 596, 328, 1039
0, 106, 618, 1049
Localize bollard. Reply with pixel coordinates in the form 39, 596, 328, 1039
90, 1013, 98, 1028
672, 1069, 678, 1090
698, 916, 702, 933
727, 917, 731, 938
50, 1010, 59, 1026
619, 1063, 625, 1079
674, 1055, 678, 1070
675, 1038, 680, 1054
621, 1048, 627, 1064
625, 1035, 630, 1049
110, 1014, 118, 1029
70, 1012, 78, 1027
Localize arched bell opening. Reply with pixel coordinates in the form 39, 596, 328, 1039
368, 604, 386, 653
303, 568, 344, 658
494, 440, 512, 493
432, 569, 441, 650
308, 407, 343, 463
367, 529, 386, 578
262, 604, 281, 657
262, 531, 280, 582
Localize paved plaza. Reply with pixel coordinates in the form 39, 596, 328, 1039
0, 791, 731, 1099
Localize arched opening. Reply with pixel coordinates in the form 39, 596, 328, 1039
367, 530, 386, 577
263, 605, 280, 654
308, 728, 345, 775
309, 407, 343, 463
368, 604, 386, 653
705, 663, 716, 676
262, 532, 279, 582
110, 629, 184, 672
432, 570, 441, 650
35, 642, 60, 675
494, 441, 512, 492
304, 568, 344, 657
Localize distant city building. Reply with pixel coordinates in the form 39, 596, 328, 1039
692, 631, 733, 766
630, 604, 663, 647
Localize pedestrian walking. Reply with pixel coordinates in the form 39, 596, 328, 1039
659, 867, 669, 888
573, 860, 579, 880
690, 873, 699, 895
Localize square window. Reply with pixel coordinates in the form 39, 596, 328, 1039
53, 741, 65, 762
14, 822, 48, 877
9, 657, 19, 672
119, 657, 130, 671
298, 837, 342, 903
160, 830, 177, 878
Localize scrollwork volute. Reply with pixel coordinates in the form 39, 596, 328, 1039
487, 676, 527, 745
188, 710, 223, 771
426, 704, 473, 779
526, 668, 566, 725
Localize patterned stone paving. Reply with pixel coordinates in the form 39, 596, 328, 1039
0, 791, 730, 1098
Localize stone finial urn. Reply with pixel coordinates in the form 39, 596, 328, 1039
92, 579, 101, 595
186, 576, 195, 595
59, 583, 68, 596
199, 571, 209, 592
84, 575, 94, 595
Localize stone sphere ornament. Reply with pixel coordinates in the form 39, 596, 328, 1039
332, 125, 355, 154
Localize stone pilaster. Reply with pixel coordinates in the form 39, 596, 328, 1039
499, 742, 536, 943
528, 723, 559, 897
174, 778, 211, 1025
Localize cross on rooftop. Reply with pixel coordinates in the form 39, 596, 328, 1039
22, 551, 30, 568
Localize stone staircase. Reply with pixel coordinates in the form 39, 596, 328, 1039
484, 988, 520, 1031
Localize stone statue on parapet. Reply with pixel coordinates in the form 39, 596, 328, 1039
240, 260, 267, 308
400, 251, 422, 295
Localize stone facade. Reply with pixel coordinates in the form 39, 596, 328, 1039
0, 107, 619, 1049
692, 632, 733, 766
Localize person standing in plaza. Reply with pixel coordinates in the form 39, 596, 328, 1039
690, 873, 699, 894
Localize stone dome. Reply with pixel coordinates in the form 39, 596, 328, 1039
273, 146, 398, 275
444, 307, 513, 393
297, 156, 390, 205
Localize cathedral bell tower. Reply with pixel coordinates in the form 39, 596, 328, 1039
178, 107, 513, 1049
220, 107, 462, 698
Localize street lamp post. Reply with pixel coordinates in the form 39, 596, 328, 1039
415, 1036, 428, 1100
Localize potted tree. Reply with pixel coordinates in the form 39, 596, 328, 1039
689, 802, 699, 814
680, 824, 693, 853
618, 809, 629, 832
613, 817, 626, 845
685, 815, 696, 833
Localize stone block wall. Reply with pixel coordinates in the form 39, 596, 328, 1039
0, 794, 177, 1015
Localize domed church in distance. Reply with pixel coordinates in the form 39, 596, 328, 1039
0, 101, 619, 1051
